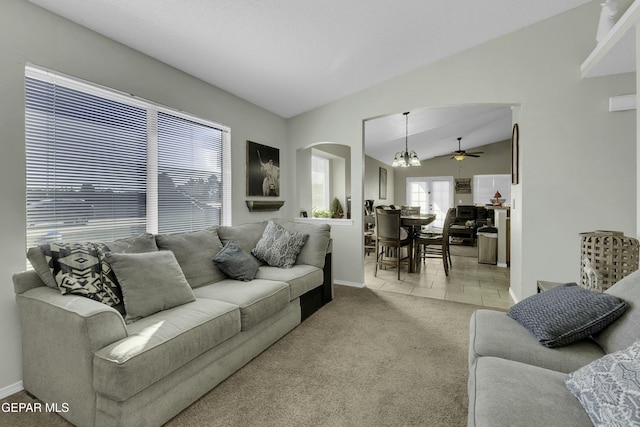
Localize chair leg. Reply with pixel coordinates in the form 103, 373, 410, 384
397, 245, 401, 280
374, 242, 379, 277
440, 242, 448, 276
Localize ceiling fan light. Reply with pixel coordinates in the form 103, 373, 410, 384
454, 154, 466, 161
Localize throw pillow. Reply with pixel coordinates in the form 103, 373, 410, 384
105, 251, 195, 323
507, 283, 628, 348
213, 240, 259, 281
252, 220, 309, 269
40, 242, 123, 309
565, 340, 640, 426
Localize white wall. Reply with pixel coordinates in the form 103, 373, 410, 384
0, 0, 288, 394
288, 3, 636, 295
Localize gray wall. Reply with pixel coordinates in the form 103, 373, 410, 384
288, 2, 636, 299
0, 0, 288, 394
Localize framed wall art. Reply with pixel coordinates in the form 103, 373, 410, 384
379, 167, 387, 200
455, 178, 471, 194
246, 140, 280, 197
511, 123, 519, 185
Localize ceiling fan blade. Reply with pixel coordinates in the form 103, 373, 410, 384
466, 154, 481, 158
467, 151, 484, 155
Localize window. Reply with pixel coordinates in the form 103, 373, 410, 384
311, 154, 330, 214
25, 64, 230, 248
473, 174, 511, 206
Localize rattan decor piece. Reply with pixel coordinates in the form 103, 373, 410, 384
580, 231, 639, 290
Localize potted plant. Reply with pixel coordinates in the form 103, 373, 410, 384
331, 197, 344, 218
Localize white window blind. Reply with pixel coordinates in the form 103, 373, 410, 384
25, 64, 230, 249
157, 112, 224, 234
473, 174, 511, 205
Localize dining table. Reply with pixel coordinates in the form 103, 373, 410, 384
401, 213, 436, 273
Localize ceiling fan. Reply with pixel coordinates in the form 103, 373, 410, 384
451, 137, 483, 161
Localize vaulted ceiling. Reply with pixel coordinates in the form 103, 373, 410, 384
28, 0, 593, 163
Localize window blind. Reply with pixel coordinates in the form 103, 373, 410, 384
473, 174, 511, 206
157, 112, 224, 234
25, 64, 230, 249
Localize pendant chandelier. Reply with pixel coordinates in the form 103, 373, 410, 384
392, 111, 421, 167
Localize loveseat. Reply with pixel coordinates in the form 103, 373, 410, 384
13, 218, 332, 427
468, 270, 640, 426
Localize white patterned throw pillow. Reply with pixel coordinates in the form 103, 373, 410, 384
565, 340, 640, 427
252, 220, 309, 268
41, 241, 123, 308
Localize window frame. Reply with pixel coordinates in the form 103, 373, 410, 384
25, 63, 231, 247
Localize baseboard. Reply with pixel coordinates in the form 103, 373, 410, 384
509, 287, 520, 304
497, 262, 508, 268
334, 280, 365, 288
0, 381, 23, 399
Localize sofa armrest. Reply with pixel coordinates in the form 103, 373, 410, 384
16, 287, 127, 426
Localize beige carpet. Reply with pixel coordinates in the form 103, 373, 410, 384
1, 286, 479, 427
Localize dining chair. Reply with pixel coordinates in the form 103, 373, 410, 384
374, 207, 412, 280
413, 207, 455, 276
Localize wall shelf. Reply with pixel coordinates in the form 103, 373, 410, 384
582, 0, 640, 78
245, 200, 285, 212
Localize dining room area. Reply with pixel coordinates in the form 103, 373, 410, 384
362, 105, 515, 310
363, 204, 513, 310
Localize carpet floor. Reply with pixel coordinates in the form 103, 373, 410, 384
1, 285, 479, 427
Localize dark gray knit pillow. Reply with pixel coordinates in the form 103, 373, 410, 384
507, 283, 628, 348
213, 240, 259, 281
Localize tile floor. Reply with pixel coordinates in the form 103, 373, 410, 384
364, 246, 514, 310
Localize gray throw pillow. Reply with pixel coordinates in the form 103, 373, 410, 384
252, 220, 309, 269
213, 240, 259, 281
565, 340, 640, 426
507, 283, 628, 348
105, 251, 195, 323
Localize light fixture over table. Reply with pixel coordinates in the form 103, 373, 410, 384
392, 112, 421, 167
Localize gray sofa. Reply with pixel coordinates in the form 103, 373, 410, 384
467, 269, 640, 427
13, 218, 332, 427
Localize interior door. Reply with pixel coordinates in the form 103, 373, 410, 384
406, 176, 453, 229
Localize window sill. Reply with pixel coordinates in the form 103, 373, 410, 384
294, 218, 353, 226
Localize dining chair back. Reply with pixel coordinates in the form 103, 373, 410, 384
374, 207, 412, 280
400, 205, 420, 216
413, 207, 455, 275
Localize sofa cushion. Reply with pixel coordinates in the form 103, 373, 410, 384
105, 251, 196, 323
507, 283, 628, 348
565, 340, 640, 427
271, 218, 331, 268
216, 222, 266, 259
155, 229, 226, 288
213, 240, 259, 281
193, 279, 289, 330
252, 220, 308, 269
469, 309, 605, 373
595, 269, 640, 354
103, 233, 158, 254
256, 265, 323, 300
468, 356, 593, 427
93, 298, 240, 401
